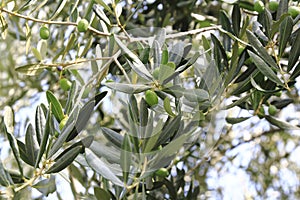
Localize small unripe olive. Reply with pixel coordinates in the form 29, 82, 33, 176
288, 6, 300, 19
77, 19, 89, 32
268, 105, 278, 116
145, 90, 158, 106
155, 168, 169, 178
39, 26, 50, 40
59, 78, 71, 91
254, 1, 265, 13
59, 116, 69, 130
269, 1, 279, 12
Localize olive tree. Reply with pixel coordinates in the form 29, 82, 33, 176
0, 0, 300, 199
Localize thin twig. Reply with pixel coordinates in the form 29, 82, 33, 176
0, 7, 110, 37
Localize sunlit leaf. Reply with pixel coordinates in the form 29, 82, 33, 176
46, 90, 65, 122
33, 176, 56, 196
105, 82, 152, 94
85, 149, 124, 187
265, 115, 300, 130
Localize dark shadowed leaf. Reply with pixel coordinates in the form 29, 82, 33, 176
287, 30, 300, 72
35, 107, 51, 168
246, 30, 278, 69
25, 124, 39, 166
66, 100, 95, 142
94, 187, 111, 200
226, 117, 250, 124
101, 127, 124, 147
248, 51, 283, 86
276, 0, 288, 20
46, 145, 83, 174
232, 4, 241, 36
279, 16, 293, 57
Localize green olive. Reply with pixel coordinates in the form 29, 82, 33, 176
155, 168, 169, 178
145, 90, 158, 106
254, 1, 265, 13
77, 19, 89, 32
59, 78, 72, 91
39, 26, 50, 40
268, 1, 279, 12
59, 116, 69, 130
268, 105, 278, 116
288, 6, 300, 18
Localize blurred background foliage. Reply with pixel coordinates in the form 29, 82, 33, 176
0, 0, 300, 199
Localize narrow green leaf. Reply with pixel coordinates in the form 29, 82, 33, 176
62, 33, 76, 59
290, 62, 300, 80
161, 47, 169, 65
276, 0, 288, 20
90, 141, 120, 163
129, 95, 139, 123
85, 149, 124, 187
33, 176, 56, 196
147, 133, 189, 174
15, 63, 47, 75
114, 36, 153, 80
17, 140, 32, 166
32, 47, 42, 61
80, 36, 93, 57
25, 124, 39, 166
246, 30, 278, 69
159, 62, 175, 83
93, 4, 111, 25
232, 4, 241, 36
35, 105, 46, 145
105, 82, 152, 94
0, 161, 13, 186
48, 121, 76, 159
46, 145, 83, 174
153, 28, 166, 48
65, 81, 78, 115
265, 115, 300, 130
152, 40, 161, 69
271, 14, 289, 38
94, 187, 111, 200
139, 98, 149, 127
101, 127, 124, 147
120, 134, 131, 183
66, 100, 95, 142
287, 30, 300, 72
163, 97, 176, 117
279, 16, 293, 57
94, 0, 114, 14
35, 107, 51, 168
4, 106, 23, 176
248, 51, 283, 86
226, 117, 250, 124
184, 89, 209, 102
50, 0, 68, 20
169, 42, 184, 66
46, 91, 65, 122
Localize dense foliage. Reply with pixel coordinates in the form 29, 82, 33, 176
0, 0, 300, 199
